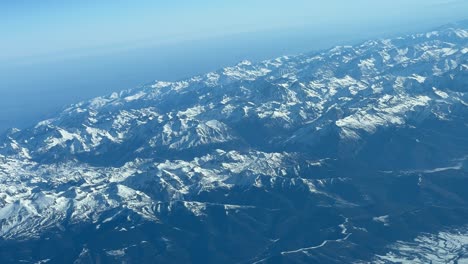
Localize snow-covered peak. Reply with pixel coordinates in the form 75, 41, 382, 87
0, 24, 467, 262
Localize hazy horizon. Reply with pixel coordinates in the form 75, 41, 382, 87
1, 0, 468, 133
1, 3, 468, 263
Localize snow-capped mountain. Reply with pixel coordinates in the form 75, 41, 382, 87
374, 226, 468, 263
0, 21, 467, 263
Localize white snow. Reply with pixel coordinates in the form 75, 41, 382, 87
375, 227, 468, 263
432, 87, 449, 99
373, 215, 390, 226
124, 91, 145, 102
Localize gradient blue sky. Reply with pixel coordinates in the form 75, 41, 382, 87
1, 0, 467, 132
2, 0, 468, 62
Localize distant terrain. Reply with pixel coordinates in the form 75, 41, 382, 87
0, 21, 467, 263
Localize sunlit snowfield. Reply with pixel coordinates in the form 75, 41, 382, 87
2, 0, 468, 134
0, 20, 467, 263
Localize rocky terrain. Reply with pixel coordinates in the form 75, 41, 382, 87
0, 21, 467, 263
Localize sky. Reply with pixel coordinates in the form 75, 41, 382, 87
1, 0, 467, 132
2, 0, 467, 63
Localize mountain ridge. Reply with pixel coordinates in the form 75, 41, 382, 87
0, 22, 467, 263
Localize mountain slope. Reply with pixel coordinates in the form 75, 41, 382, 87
0, 23, 467, 263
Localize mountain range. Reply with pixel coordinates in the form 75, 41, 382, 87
0, 21, 467, 263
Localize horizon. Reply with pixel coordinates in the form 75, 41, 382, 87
1, 1, 468, 133
1, 3, 468, 263
3, 0, 467, 63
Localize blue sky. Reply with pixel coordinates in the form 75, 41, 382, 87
2, 0, 468, 62
0, 0, 467, 132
